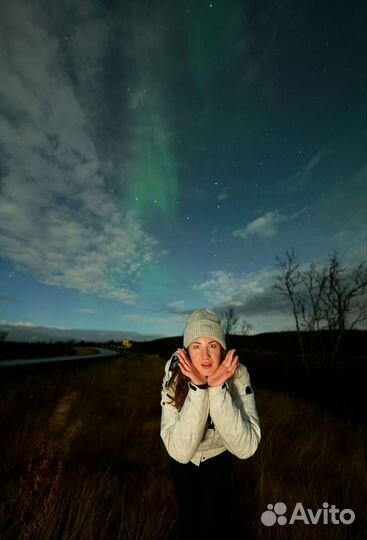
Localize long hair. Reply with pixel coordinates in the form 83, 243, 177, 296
167, 346, 227, 411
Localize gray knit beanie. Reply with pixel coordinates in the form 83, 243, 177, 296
183, 308, 226, 350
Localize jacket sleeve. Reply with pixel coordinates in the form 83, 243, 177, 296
208, 364, 261, 459
160, 359, 209, 464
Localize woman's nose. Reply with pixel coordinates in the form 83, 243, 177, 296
201, 348, 210, 358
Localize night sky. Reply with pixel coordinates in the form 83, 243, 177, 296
0, 0, 365, 341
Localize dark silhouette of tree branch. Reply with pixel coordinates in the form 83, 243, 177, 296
275, 250, 367, 366
221, 307, 239, 337
275, 249, 308, 371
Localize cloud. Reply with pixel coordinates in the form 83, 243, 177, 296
0, 0, 163, 304
122, 312, 184, 326
0, 320, 38, 327
235, 0, 303, 91
0, 295, 17, 302
194, 269, 294, 332
122, 306, 194, 335
232, 208, 307, 240
196, 269, 290, 315
315, 163, 367, 264
232, 210, 289, 239
217, 188, 229, 201
283, 146, 330, 189
165, 300, 192, 315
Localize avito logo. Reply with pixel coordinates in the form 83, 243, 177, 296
261, 502, 355, 526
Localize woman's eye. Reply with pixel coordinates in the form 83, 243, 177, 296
191, 343, 217, 350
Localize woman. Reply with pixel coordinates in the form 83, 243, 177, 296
160, 308, 261, 539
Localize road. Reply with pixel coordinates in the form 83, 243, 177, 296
0, 348, 120, 367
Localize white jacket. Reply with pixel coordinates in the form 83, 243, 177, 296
160, 352, 261, 466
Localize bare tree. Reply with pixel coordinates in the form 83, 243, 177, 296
276, 250, 367, 365
221, 307, 239, 337
275, 249, 307, 369
318, 253, 367, 356
240, 319, 253, 335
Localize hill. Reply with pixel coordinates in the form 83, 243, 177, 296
130, 329, 366, 358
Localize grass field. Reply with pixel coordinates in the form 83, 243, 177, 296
0, 353, 365, 539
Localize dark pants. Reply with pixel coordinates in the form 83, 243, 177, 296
169, 451, 232, 540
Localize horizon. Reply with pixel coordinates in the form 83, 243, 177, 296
1, 322, 364, 345
0, 320, 278, 343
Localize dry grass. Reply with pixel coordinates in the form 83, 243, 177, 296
235, 388, 366, 539
18, 391, 82, 538
0, 353, 365, 539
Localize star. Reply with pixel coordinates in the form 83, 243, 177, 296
216, 205, 221, 209
186, 216, 190, 220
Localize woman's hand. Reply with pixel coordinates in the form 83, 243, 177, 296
207, 349, 239, 387
176, 348, 208, 386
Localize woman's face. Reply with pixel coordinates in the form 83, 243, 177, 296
187, 337, 223, 378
